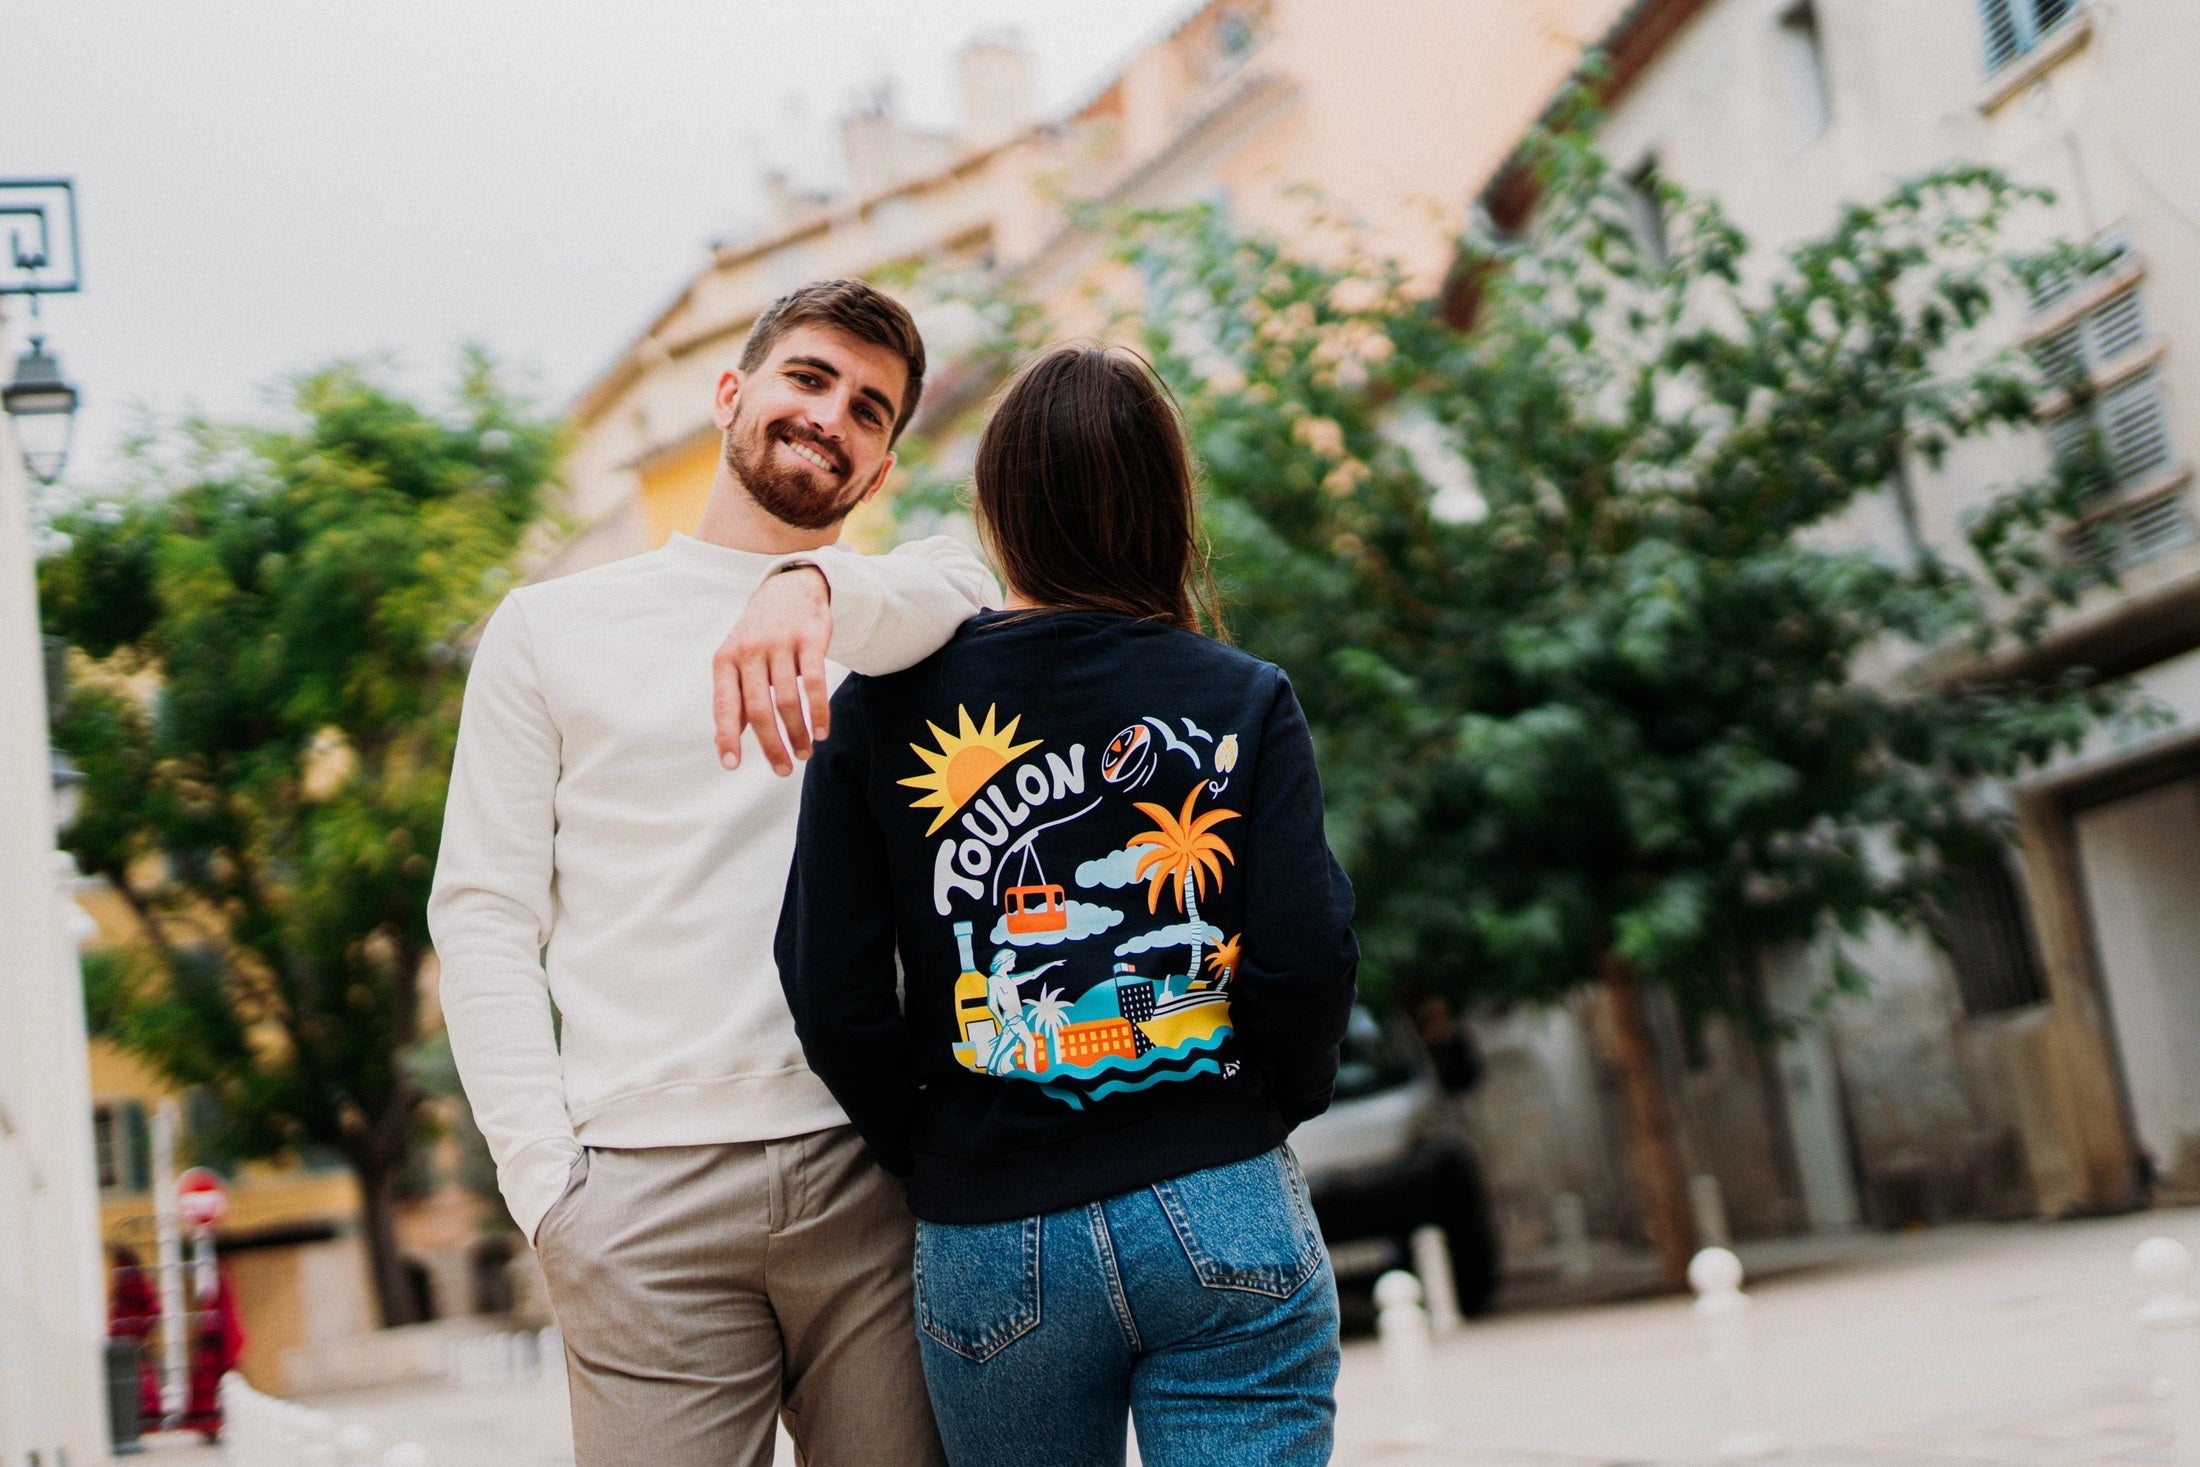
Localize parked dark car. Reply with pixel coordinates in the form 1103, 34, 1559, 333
1292, 1005, 1500, 1318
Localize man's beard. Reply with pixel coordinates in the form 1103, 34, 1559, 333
724, 412, 874, 532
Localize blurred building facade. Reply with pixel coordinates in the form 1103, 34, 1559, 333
1451, 0, 2200, 1268
558, 0, 1628, 568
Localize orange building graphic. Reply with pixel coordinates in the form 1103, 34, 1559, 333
1054, 1019, 1141, 1067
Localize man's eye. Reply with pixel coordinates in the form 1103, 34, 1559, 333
791, 372, 821, 388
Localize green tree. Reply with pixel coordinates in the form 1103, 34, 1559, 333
1104, 114, 2135, 1288
39, 355, 555, 1326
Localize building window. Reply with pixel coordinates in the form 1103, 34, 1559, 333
1216, 6, 1261, 60
1935, 852, 2048, 1016
2030, 234, 2189, 568
92, 1099, 151, 1194
1621, 162, 1670, 266
1775, 1, 1834, 146
1977, 0, 2077, 74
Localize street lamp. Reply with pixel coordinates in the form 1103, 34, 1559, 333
0, 178, 83, 487
4, 336, 78, 486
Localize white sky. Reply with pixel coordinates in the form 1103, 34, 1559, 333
0, 1, 1191, 485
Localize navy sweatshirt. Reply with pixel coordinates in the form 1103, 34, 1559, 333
776, 609, 1359, 1224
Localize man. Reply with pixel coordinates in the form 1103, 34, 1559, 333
430, 280, 991, 1466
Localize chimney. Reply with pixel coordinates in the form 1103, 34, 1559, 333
841, 85, 898, 197
959, 32, 1035, 151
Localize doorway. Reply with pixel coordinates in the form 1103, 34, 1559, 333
2073, 776, 2200, 1192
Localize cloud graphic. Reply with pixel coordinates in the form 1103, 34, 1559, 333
990, 900, 1125, 948
1076, 846, 1145, 891
1114, 921, 1224, 957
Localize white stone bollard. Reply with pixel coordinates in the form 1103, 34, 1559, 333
1411, 1224, 1463, 1337
1553, 1192, 1594, 1282
1373, 1268, 1437, 1445
218, 1368, 430, 1467
1689, 1247, 1779, 1461
2135, 1236, 2200, 1467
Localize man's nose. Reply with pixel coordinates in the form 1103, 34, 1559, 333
807, 390, 858, 440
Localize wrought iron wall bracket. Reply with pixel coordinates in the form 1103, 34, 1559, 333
0, 178, 82, 297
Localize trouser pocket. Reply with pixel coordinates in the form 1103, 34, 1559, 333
913, 1216, 1042, 1363
1151, 1147, 1323, 1299
532, 1148, 591, 1257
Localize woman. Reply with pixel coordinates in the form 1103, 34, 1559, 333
777, 344, 1358, 1467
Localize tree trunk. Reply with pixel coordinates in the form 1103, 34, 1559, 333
354, 1155, 421, 1329
1600, 950, 1697, 1292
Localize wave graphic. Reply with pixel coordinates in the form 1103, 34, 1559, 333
1029, 1029, 1233, 1109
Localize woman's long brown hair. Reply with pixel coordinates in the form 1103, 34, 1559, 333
973, 344, 1219, 634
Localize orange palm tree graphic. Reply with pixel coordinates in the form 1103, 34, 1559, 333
1204, 933, 1244, 991
1129, 786, 1240, 989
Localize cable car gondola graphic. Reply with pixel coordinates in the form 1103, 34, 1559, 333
991, 792, 1102, 938
1000, 830, 1070, 934
1003, 882, 1068, 935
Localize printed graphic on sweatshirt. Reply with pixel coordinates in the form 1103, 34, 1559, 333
910, 705, 1246, 1109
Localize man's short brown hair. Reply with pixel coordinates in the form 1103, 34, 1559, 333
739, 279, 926, 440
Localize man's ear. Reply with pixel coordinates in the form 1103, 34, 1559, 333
713, 368, 743, 430
861, 450, 897, 504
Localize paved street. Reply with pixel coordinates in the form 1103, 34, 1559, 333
143, 1207, 2200, 1466
1333, 1208, 2196, 1466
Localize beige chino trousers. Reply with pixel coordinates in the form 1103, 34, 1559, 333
533, 1126, 946, 1467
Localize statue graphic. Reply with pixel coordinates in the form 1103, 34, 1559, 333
986, 949, 1065, 1075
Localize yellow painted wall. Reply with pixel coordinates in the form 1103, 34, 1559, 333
638, 432, 720, 548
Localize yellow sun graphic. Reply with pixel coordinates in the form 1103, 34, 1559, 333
899, 704, 1042, 835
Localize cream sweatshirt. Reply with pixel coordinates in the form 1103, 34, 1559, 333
428, 532, 995, 1241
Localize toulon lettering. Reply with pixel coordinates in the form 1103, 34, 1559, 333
931, 743, 1089, 915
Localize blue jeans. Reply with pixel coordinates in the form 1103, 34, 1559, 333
912, 1147, 1340, 1467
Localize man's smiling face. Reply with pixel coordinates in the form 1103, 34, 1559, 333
717, 324, 910, 532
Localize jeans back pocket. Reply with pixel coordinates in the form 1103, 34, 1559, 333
913, 1215, 1043, 1363
1152, 1147, 1323, 1299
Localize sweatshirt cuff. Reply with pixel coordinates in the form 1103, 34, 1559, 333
773, 550, 886, 663
502, 1136, 585, 1245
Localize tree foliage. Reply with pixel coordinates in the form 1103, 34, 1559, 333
39, 354, 555, 1325
1100, 118, 2135, 1023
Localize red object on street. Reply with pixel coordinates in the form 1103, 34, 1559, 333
182, 1265, 245, 1442
107, 1248, 163, 1427
176, 1167, 229, 1231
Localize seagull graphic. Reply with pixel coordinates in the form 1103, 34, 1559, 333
1144, 716, 1204, 767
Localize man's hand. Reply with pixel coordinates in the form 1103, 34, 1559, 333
713, 564, 832, 775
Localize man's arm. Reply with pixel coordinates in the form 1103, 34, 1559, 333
426, 596, 578, 1243
714, 534, 997, 774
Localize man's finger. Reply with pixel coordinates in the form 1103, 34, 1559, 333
713, 651, 744, 768
772, 646, 811, 765
743, 653, 791, 775
799, 643, 831, 745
